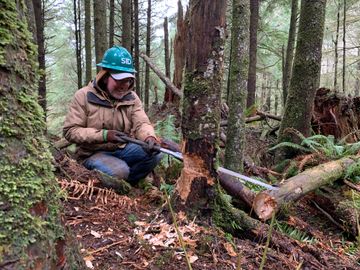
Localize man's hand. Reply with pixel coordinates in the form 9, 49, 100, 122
106, 130, 127, 143
144, 136, 160, 154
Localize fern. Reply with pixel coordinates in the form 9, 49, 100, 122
274, 220, 316, 244
155, 114, 180, 143
344, 161, 360, 183
269, 141, 313, 153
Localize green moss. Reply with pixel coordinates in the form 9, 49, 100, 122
0, 0, 64, 266
182, 72, 222, 141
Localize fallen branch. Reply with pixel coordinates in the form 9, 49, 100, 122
88, 239, 127, 255
220, 111, 282, 127
344, 179, 360, 192
140, 52, 183, 98
253, 156, 358, 220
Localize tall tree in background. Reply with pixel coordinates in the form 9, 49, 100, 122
84, 0, 92, 83
224, 0, 250, 173
121, 0, 132, 51
246, 0, 259, 108
134, 0, 141, 97
172, 0, 185, 105
355, 48, 360, 96
174, 0, 227, 209
144, 0, 152, 111
94, 0, 107, 72
0, 1, 83, 268
163, 16, 172, 103
342, 0, 346, 92
73, 0, 82, 88
109, 0, 115, 47
334, 0, 340, 90
282, 0, 298, 106
278, 0, 327, 151
32, 0, 47, 118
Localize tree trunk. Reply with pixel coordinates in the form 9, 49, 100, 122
32, 0, 47, 119
144, 0, 151, 110
266, 80, 272, 112
334, 0, 340, 91
282, 0, 298, 106
0, 1, 84, 268
84, 0, 92, 83
171, 0, 185, 106
224, 0, 250, 173
253, 156, 357, 220
121, 0, 132, 51
109, 0, 115, 47
134, 0, 141, 98
277, 0, 327, 153
246, 0, 259, 108
355, 48, 360, 96
94, 0, 107, 72
163, 17, 173, 103
342, 0, 346, 93
174, 0, 226, 210
73, 0, 82, 89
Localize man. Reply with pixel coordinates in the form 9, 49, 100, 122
63, 46, 162, 186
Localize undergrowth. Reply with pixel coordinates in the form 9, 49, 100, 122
274, 220, 317, 244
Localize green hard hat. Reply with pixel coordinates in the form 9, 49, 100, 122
97, 46, 136, 73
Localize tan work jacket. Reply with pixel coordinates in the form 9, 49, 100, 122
63, 71, 155, 159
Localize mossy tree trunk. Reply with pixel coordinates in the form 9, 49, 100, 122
0, 1, 83, 268
109, 0, 115, 47
224, 0, 250, 173
173, 0, 227, 211
278, 0, 326, 153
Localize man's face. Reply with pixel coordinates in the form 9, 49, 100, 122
106, 76, 133, 99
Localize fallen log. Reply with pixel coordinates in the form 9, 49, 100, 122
253, 156, 359, 220
218, 171, 255, 207
220, 111, 282, 127
140, 52, 183, 98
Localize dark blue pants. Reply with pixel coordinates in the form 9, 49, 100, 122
83, 143, 162, 184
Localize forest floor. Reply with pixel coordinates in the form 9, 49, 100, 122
54, 106, 360, 270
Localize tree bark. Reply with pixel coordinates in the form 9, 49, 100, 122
144, 0, 151, 110
342, 0, 346, 93
94, 0, 107, 72
32, 0, 47, 119
172, 0, 185, 105
109, 0, 115, 47
163, 17, 173, 103
73, 0, 82, 88
140, 53, 182, 98
173, 0, 226, 211
84, 0, 92, 83
134, 0, 141, 98
282, 0, 298, 105
277, 0, 327, 155
224, 0, 250, 173
355, 48, 360, 96
246, 0, 259, 108
121, 0, 132, 51
334, 0, 340, 91
0, 1, 84, 268
253, 156, 357, 220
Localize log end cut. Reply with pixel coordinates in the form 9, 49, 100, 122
253, 192, 277, 220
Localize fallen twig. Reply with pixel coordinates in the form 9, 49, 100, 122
88, 239, 127, 255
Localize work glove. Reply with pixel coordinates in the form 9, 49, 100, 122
105, 130, 127, 143
144, 136, 160, 155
